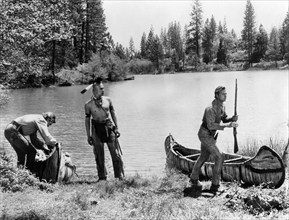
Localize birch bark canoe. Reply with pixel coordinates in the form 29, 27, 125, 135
36, 144, 76, 183
165, 134, 285, 188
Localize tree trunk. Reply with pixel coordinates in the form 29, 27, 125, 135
51, 40, 56, 83
79, 21, 85, 64
85, 0, 90, 63
61, 40, 66, 68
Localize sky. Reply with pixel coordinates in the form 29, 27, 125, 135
103, 0, 289, 49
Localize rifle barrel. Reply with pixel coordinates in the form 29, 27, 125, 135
233, 79, 238, 153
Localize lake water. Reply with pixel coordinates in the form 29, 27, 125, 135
0, 70, 288, 177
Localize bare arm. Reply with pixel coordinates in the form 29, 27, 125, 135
84, 103, 93, 145
108, 98, 118, 129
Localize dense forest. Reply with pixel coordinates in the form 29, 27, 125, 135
0, 0, 288, 88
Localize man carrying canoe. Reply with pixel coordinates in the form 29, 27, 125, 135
189, 86, 238, 193
84, 77, 124, 181
4, 112, 58, 175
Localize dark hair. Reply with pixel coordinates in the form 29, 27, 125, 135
214, 86, 226, 98
94, 77, 103, 84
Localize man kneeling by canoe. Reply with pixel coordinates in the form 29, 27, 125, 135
4, 112, 58, 175
189, 86, 238, 194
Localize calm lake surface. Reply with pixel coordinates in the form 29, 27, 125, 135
0, 70, 288, 177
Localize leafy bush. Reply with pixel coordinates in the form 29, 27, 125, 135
0, 153, 54, 192
1, 210, 49, 220
126, 58, 155, 75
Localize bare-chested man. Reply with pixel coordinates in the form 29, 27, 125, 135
84, 77, 124, 181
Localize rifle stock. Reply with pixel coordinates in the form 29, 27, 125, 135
233, 79, 238, 153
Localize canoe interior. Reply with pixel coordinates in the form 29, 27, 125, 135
172, 144, 249, 164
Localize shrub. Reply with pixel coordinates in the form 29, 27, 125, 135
126, 59, 155, 75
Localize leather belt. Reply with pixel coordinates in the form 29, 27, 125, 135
11, 121, 22, 132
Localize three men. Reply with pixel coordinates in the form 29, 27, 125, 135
4, 112, 58, 174
189, 86, 238, 193
84, 77, 124, 181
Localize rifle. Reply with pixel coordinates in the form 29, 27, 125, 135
233, 79, 238, 153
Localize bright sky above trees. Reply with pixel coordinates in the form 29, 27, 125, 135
103, 0, 288, 49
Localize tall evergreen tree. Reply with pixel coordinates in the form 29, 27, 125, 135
85, 0, 107, 62
280, 12, 289, 63
202, 19, 211, 64
210, 16, 217, 60
252, 24, 268, 62
140, 33, 147, 58
186, 0, 203, 67
231, 29, 237, 39
146, 26, 155, 61
114, 43, 126, 59
151, 35, 164, 72
266, 27, 281, 66
216, 21, 226, 64
129, 37, 135, 59
241, 0, 257, 66
202, 16, 217, 64
167, 21, 183, 71
160, 28, 169, 57
223, 18, 228, 33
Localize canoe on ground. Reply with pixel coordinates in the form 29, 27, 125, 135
35, 144, 76, 183
165, 134, 285, 188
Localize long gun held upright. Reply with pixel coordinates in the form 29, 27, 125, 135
233, 79, 238, 153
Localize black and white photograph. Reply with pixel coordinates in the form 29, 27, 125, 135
0, 0, 288, 219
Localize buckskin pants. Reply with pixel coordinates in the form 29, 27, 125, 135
4, 122, 38, 173
190, 128, 224, 186
91, 125, 124, 179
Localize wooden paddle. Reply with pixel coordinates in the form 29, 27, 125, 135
233, 79, 238, 153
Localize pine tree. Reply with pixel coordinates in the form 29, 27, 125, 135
114, 43, 126, 59
160, 28, 169, 57
186, 0, 203, 67
252, 24, 268, 62
202, 16, 217, 64
129, 37, 135, 59
280, 12, 289, 63
217, 21, 226, 65
210, 16, 217, 60
266, 27, 282, 66
151, 35, 164, 72
241, 0, 257, 66
146, 26, 155, 61
167, 22, 183, 71
85, 0, 107, 62
140, 33, 147, 58
202, 19, 211, 64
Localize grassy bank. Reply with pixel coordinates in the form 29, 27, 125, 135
1, 151, 289, 220
1, 173, 289, 220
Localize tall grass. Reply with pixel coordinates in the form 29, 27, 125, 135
239, 137, 288, 157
